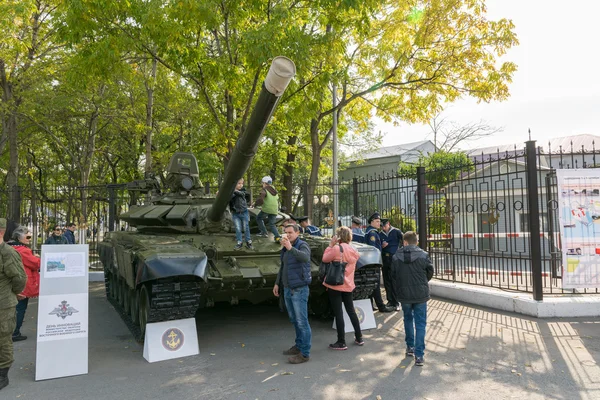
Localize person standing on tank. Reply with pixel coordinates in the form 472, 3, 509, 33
0, 218, 27, 391
230, 178, 254, 250
273, 224, 312, 364
253, 176, 281, 243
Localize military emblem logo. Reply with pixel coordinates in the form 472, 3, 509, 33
370, 236, 376, 242
49, 300, 79, 319
162, 328, 185, 351
354, 306, 365, 324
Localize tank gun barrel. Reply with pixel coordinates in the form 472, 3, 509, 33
208, 57, 296, 222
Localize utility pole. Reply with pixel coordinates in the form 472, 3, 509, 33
332, 81, 339, 231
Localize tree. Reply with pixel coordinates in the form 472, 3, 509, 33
1, 0, 64, 221
303, 0, 517, 217
427, 112, 503, 152
399, 150, 474, 191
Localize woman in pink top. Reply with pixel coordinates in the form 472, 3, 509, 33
322, 226, 363, 350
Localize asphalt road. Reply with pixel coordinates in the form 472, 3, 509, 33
4, 283, 600, 400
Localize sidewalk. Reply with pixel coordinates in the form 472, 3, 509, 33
3, 283, 599, 399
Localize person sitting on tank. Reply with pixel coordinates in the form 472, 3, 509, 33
252, 176, 282, 243
296, 216, 322, 236
45, 225, 68, 245
229, 178, 253, 250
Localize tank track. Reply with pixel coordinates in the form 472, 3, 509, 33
352, 265, 381, 300
105, 272, 203, 342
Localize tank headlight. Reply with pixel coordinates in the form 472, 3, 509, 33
181, 177, 193, 190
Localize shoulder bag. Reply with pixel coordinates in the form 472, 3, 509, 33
319, 244, 347, 286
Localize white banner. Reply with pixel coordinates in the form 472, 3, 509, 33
556, 169, 600, 289
37, 293, 88, 342
36, 244, 89, 381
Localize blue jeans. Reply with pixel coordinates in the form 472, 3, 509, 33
14, 297, 29, 336
256, 211, 280, 239
284, 285, 311, 357
402, 302, 427, 358
232, 210, 251, 243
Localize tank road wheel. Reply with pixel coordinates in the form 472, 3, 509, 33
139, 285, 150, 337
121, 280, 131, 315
110, 274, 119, 300
130, 289, 140, 326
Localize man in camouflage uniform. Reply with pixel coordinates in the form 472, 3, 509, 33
0, 218, 27, 390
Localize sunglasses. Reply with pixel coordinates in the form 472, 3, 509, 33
25, 236, 32, 239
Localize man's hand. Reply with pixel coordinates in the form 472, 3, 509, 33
382, 241, 388, 248
282, 237, 292, 250
273, 284, 280, 297
17, 294, 26, 301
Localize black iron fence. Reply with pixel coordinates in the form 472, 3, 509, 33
2, 140, 599, 298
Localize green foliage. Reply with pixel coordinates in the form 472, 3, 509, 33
399, 150, 474, 191
382, 207, 417, 233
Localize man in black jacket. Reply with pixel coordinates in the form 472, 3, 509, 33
391, 231, 433, 367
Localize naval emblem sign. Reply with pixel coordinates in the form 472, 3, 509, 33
143, 318, 199, 363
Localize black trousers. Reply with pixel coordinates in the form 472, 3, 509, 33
382, 254, 398, 306
328, 289, 362, 343
370, 267, 386, 309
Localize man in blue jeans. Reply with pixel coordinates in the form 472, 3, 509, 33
229, 178, 253, 250
273, 224, 311, 364
391, 231, 433, 366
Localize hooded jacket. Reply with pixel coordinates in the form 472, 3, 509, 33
254, 185, 279, 214
391, 244, 434, 304
8, 241, 40, 298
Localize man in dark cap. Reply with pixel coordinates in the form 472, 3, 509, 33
0, 218, 27, 390
365, 213, 394, 313
379, 218, 403, 311
350, 216, 365, 244
297, 217, 322, 237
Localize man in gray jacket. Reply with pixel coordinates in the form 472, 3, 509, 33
391, 231, 433, 367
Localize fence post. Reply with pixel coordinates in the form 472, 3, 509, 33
352, 177, 359, 217
416, 166, 427, 250
108, 185, 117, 232
525, 140, 544, 301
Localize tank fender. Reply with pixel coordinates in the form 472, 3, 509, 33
135, 253, 209, 285
355, 246, 383, 269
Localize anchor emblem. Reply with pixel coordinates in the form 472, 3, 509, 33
161, 328, 185, 351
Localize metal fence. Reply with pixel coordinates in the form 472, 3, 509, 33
2, 140, 599, 298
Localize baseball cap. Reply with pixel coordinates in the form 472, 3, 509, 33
261, 176, 272, 184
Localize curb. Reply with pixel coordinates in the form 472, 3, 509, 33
430, 280, 600, 318
89, 271, 105, 282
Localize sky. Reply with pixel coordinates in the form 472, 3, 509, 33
376, 0, 600, 151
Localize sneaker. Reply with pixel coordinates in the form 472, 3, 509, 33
415, 356, 424, 366
275, 237, 281, 244
354, 338, 365, 346
233, 242, 243, 250
406, 347, 415, 357
328, 341, 348, 350
288, 353, 310, 364
395, 304, 401, 311
246, 241, 254, 250
283, 345, 301, 355
12, 334, 27, 342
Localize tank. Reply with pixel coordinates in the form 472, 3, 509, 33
98, 57, 381, 340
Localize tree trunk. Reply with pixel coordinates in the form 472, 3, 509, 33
144, 58, 158, 175
306, 118, 321, 219
281, 134, 298, 212
1, 61, 21, 221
